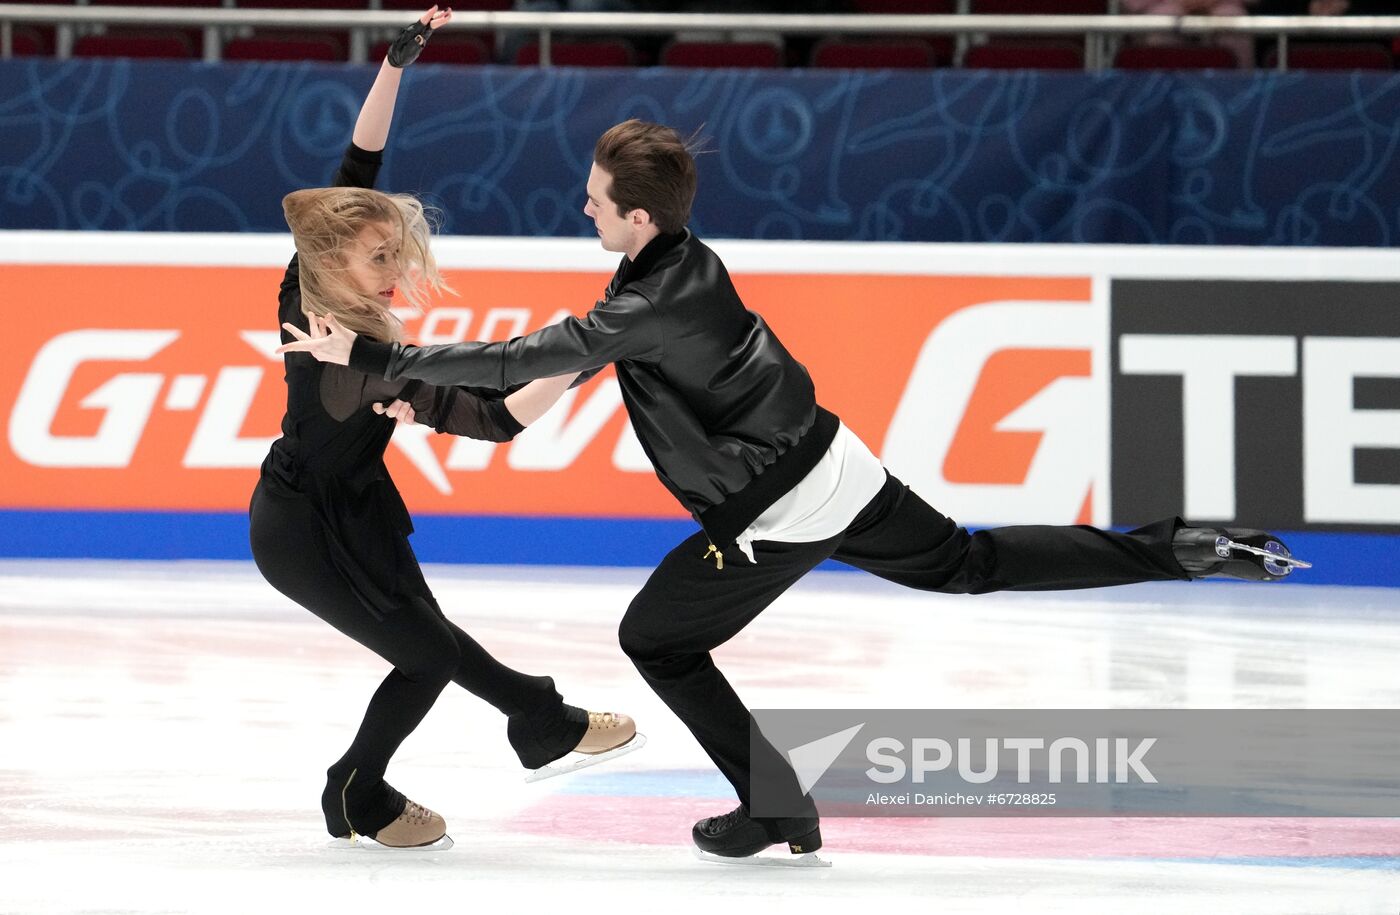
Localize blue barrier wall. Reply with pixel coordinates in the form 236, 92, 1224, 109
5, 59, 1400, 244
0, 510, 1384, 588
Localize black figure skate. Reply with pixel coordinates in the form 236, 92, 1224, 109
1172, 526, 1312, 581
691, 805, 829, 868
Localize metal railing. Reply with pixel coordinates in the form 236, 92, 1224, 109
2, 6, 1399, 70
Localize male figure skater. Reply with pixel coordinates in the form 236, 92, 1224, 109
279, 119, 1308, 862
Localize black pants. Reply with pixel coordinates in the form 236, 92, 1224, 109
618, 472, 1187, 818
249, 482, 585, 835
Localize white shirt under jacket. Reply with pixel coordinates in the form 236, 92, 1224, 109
733, 422, 887, 564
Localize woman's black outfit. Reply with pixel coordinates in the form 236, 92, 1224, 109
248, 142, 586, 838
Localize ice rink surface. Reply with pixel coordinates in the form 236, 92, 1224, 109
2, 558, 1398, 914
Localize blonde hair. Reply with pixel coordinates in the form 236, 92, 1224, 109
282, 187, 449, 343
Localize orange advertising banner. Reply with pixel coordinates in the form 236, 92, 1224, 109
0, 257, 1094, 524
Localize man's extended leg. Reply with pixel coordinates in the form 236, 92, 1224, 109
830, 472, 1189, 593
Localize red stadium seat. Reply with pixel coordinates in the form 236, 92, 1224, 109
226, 0, 360, 56
848, 0, 956, 67
223, 0, 356, 62
224, 33, 346, 61
380, 0, 511, 8
88, 0, 221, 5
514, 39, 635, 67
1265, 42, 1393, 71
235, 0, 367, 7
1114, 44, 1239, 70
661, 41, 781, 69
8, 26, 51, 56
72, 31, 196, 59
968, 1, 1106, 53
1, 0, 61, 56
963, 41, 1083, 70
971, 0, 1108, 11
370, 34, 490, 65
851, 0, 955, 10
810, 39, 938, 70
81, 1, 217, 56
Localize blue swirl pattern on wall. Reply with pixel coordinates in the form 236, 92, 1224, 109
3, 60, 1400, 245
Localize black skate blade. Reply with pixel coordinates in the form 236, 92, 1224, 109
692, 846, 832, 868
326, 834, 454, 851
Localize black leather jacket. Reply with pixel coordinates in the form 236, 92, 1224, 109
351, 229, 839, 554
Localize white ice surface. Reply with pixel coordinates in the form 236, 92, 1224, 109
1, 560, 1398, 914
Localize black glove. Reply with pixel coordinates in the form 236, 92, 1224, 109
386, 20, 434, 68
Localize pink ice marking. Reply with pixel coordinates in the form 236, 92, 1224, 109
505, 795, 1400, 859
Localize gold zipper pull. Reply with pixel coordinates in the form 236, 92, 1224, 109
702, 543, 724, 570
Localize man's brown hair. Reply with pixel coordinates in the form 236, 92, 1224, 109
593, 119, 698, 234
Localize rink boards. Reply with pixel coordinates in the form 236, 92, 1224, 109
1, 233, 1396, 585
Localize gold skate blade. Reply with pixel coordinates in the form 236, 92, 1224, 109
524, 732, 647, 783
692, 846, 832, 868
326, 834, 454, 851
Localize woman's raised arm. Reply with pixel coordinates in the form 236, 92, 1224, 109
351, 5, 453, 153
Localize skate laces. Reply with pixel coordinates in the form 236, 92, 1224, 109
588, 711, 620, 730
399, 799, 434, 826
705, 805, 749, 834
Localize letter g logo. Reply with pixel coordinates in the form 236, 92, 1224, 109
882, 301, 1097, 526
9, 329, 179, 468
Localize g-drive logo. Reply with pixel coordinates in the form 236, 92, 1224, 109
786, 722, 1157, 794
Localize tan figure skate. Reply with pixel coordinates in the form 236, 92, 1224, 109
329, 795, 453, 851
525, 711, 646, 783
371, 799, 447, 848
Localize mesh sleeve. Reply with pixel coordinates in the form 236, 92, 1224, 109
318, 364, 523, 441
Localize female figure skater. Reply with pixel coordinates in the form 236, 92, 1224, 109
249, 6, 636, 849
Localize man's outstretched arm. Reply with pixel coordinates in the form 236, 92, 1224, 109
279, 291, 664, 388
